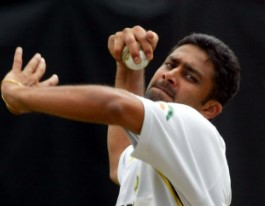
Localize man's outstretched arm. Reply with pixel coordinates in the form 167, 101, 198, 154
1, 47, 145, 134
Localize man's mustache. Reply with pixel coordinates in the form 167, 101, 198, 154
150, 80, 176, 99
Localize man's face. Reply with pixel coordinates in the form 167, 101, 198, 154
145, 44, 215, 111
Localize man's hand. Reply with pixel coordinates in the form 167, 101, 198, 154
1, 47, 59, 114
108, 25, 159, 69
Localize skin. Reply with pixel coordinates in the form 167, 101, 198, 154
146, 44, 222, 118
1, 26, 222, 186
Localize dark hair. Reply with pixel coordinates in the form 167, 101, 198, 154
172, 33, 241, 106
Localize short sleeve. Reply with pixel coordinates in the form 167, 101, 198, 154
127, 96, 231, 205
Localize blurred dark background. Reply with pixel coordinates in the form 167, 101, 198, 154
0, 0, 264, 205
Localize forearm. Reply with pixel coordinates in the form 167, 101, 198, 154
3, 84, 143, 132
114, 62, 145, 95
23, 85, 111, 122
108, 63, 145, 184
5, 84, 106, 120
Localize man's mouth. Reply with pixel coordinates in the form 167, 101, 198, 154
152, 81, 175, 99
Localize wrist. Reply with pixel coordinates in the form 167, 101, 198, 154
2, 79, 23, 86
115, 63, 145, 95
1, 79, 23, 114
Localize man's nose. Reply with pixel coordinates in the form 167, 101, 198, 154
162, 68, 180, 86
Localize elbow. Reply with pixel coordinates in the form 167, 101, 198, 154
104, 90, 143, 133
109, 168, 119, 185
105, 97, 127, 125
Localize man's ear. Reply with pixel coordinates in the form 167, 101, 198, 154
201, 100, 223, 120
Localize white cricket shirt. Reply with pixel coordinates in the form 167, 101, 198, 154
116, 96, 231, 206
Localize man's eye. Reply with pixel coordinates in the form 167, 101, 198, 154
165, 63, 174, 70
185, 72, 198, 83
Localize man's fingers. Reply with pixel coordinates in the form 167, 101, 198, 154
24, 53, 42, 74
12, 47, 23, 73
123, 32, 140, 63
33, 58, 46, 82
107, 34, 115, 55
146, 30, 159, 50
109, 32, 128, 62
39, 74, 59, 86
129, 26, 159, 61
138, 30, 159, 61
108, 25, 159, 64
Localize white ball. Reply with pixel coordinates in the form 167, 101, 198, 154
122, 45, 149, 70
